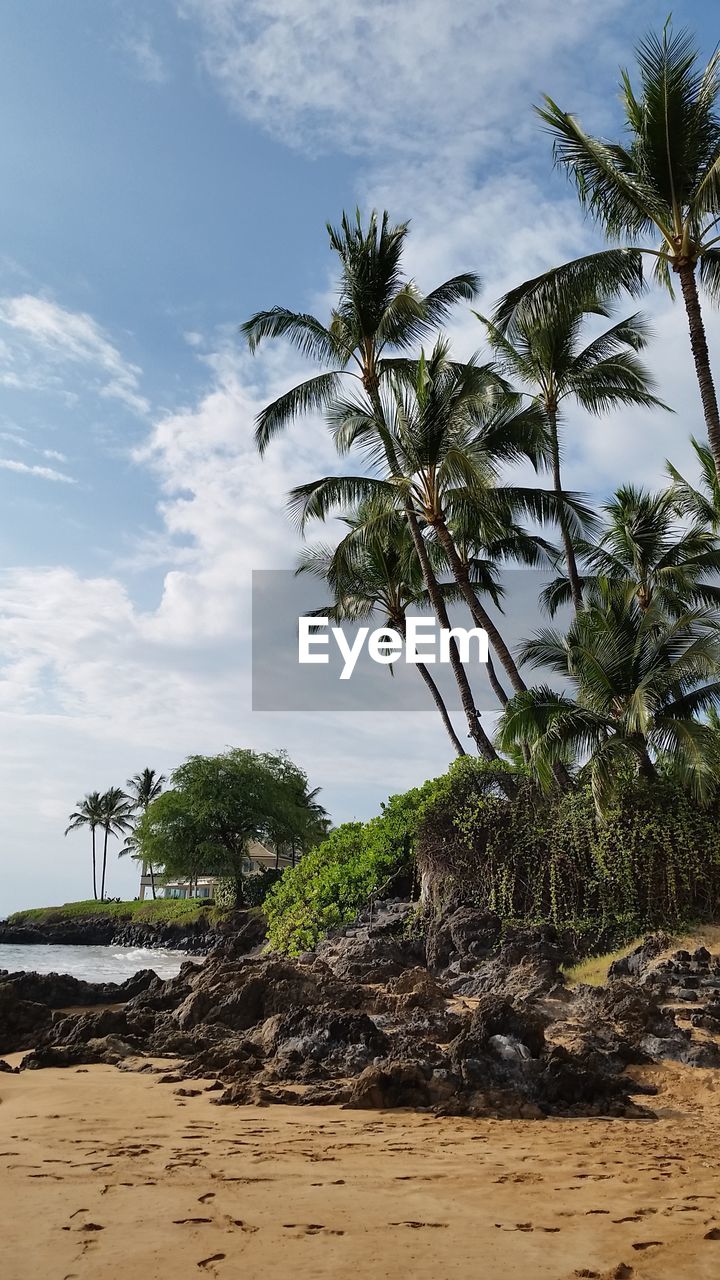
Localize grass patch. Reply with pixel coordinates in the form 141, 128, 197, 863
563, 940, 646, 987
7, 898, 228, 927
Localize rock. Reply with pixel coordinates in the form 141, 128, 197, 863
489, 1034, 532, 1062
608, 934, 671, 980
0, 985, 53, 1054
425, 907, 501, 970
345, 1062, 434, 1110
0, 1058, 18, 1073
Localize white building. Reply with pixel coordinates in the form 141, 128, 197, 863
138, 840, 290, 900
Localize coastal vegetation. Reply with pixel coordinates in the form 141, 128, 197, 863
54, 22, 720, 957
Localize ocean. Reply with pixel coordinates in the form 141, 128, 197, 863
0, 942, 191, 983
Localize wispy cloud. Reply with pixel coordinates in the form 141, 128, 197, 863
0, 457, 76, 484
179, 0, 630, 157
120, 20, 168, 85
0, 294, 149, 414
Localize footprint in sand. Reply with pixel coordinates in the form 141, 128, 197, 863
282, 1223, 344, 1236
389, 1221, 448, 1230
197, 1255, 225, 1271
631, 1241, 662, 1251
174, 1218, 213, 1225
704, 1227, 720, 1240
198, 1193, 215, 1204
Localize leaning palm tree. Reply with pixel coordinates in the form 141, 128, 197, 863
541, 484, 720, 619
243, 210, 497, 758
64, 791, 104, 900
667, 436, 720, 531
290, 341, 586, 706
496, 23, 720, 479
98, 787, 134, 902
479, 299, 664, 611
298, 500, 468, 756
123, 769, 166, 898
497, 586, 720, 812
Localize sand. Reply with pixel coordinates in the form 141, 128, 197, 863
3, 1058, 720, 1280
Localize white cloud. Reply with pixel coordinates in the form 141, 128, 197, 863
0, 294, 149, 414
120, 20, 168, 85
0, 457, 75, 484
178, 0, 631, 157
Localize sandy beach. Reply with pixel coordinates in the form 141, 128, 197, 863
3, 1057, 720, 1280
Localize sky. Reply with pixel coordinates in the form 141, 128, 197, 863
0, 0, 718, 913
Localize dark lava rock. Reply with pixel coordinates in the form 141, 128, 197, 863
425, 907, 501, 970
0, 968, 156, 1009
260, 1005, 389, 1078
0, 984, 53, 1054
451, 996, 547, 1061
608, 934, 671, 981
317, 933, 422, 983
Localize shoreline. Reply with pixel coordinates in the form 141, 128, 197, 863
5, 1057, 720, 1280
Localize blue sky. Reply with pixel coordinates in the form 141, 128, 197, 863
0, 0, 718, 912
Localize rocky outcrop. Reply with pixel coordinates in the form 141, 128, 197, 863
7, 906, 720, 1122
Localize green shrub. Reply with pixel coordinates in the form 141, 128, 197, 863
7, 898, 228, 927
264, 778, 443, 954
417, 761, 720, 933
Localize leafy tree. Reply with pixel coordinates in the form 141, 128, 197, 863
64, 791, 104, 900
133, 749, 312, 906
497, 586, 720, 811
496, 24, 720, 479
479, 300, 663, 610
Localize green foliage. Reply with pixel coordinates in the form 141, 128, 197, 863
133, 748, 323, 905
264, 777, 447, 954
7, 898, 227, 926
417, 766, 720, 932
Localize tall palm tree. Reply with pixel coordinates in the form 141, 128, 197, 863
124, 769, 166, 898
243, 210, 497, 759
297, 500, 468, 756
497, 587, 720, 812
667, 436, 720, 530
64, 791, 104, 900
98, 787, 134, 902
496, 24, 720, 480
479, 300, 664, 610
541, 484, 720, 618
290, 341, 581, 705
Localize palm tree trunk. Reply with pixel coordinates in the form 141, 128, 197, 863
405, 506, 496, 760
91, 827, 98, 901
676, 261, 720, 484
547, 408, 583, 613
414, 659, 467, 756
433, 518, 526, 696
397, 615, 466, 755
149, 863, 156, 899
100, 827, 109, 902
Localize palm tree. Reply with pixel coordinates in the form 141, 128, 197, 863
496, 24, 720, 480
242, 208, 479, 452
98, 787, 134, 902
541, 484, 720, 618
667, 436, 720, 530
297, 500, 468, 756
243, 210, 497, 759
64, 791, 104, 900
497, 586, 720, 812
290, 341, 580, 706
124, 769, 166, 898
479, 300, 664, 611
